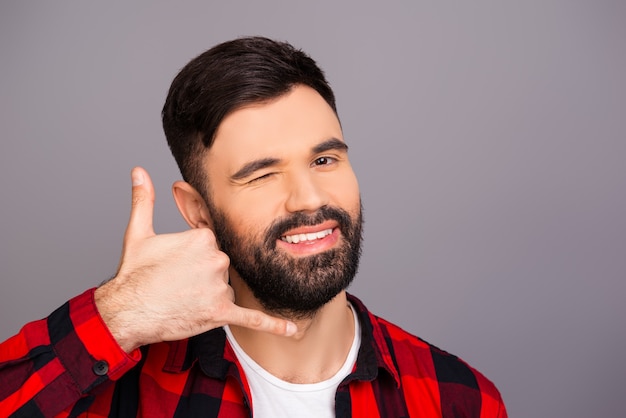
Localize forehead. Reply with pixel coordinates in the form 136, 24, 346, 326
205, 85, 343, 175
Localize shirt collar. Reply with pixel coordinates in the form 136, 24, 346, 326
161, 293, 401, 387
346, 293, 401, 387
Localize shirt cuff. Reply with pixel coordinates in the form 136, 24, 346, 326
48, 288, 141, 393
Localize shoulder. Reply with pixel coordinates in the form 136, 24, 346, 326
382, 316, 506, 415
351, 296, 506, 417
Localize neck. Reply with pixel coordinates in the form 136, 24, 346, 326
229, 276, 355, 384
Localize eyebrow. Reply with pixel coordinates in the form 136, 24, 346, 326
312, 137, 349, 154
230, 137, 349, 181
230, 157, 281, 181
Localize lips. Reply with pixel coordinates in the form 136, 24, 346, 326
264, 206, 352, 251
281, 228, 333, 244
276, 224, 340, 256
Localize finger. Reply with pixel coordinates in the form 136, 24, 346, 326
227, 305, 297, 337
125, 166, 156, 241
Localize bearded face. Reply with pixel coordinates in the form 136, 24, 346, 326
194, 85, 363, 319
208, 202, 363, 319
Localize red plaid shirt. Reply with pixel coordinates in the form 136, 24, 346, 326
0, 288, 506, 417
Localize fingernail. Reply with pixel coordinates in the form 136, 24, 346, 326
131, 169, 144, 186
285, 322, 297, 336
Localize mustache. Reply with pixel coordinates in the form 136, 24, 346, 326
263, 206, 353, 249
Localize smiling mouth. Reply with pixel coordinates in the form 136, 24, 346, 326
280, 228, 334, 244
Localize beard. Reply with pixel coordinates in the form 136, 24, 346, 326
207, 202, 363, 320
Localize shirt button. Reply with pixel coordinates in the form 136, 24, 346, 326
93, 360, 109, 376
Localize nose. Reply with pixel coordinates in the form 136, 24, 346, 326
284, 170, 329, 213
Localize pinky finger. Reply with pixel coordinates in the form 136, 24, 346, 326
228, 305, 297, 337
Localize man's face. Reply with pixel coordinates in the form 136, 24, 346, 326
203, 85, 362, 318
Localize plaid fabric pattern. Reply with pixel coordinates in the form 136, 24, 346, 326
0, 289, 507, 417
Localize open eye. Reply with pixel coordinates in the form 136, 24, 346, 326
312, 156, 337, 166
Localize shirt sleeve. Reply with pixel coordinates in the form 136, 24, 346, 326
0, 288, 141, 417
473, 365, 508, 418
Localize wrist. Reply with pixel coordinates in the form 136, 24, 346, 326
94, 282, 141, 353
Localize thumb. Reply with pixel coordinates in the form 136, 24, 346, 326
125, 166, 156, 241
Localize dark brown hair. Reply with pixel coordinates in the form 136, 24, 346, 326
162, 36, 337, 195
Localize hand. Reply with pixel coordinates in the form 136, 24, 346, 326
95, 167, 296, 353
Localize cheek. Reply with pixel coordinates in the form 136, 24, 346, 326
229, 198, 280, 238
332, 171, 360, 212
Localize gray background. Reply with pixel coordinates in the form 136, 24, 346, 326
1, 1, 624, 416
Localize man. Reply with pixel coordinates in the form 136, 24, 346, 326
0, 37, 507, 417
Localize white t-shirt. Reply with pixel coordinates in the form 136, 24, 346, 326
224, 304, 361, 417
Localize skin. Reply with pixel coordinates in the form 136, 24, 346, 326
96, 85, 361, 383
95, 168, 296, 353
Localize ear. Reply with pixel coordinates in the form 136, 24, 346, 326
172, 181, 213, 229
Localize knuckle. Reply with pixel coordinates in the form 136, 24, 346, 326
194, 228, 216, 243
206, 302, 221, 319
131, 193, 145, 207
212, 251, 230, 269
131, 192, 154, 209
247, 312, 265, 329
204, 300, 226, 322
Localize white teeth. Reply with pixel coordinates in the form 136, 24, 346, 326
281, 228, 333, 244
